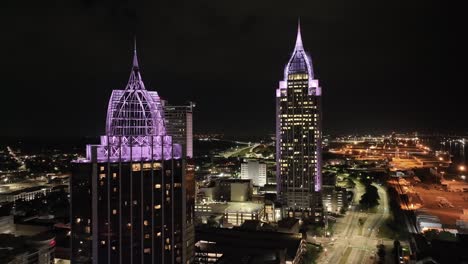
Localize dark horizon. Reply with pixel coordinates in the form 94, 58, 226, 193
1, 1, 466, 137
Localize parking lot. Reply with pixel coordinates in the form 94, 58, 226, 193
413, 184, 468, 225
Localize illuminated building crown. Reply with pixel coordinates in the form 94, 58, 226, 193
284, 21, 314, 79
105, 41, 166, 137
80, 41, 180, 162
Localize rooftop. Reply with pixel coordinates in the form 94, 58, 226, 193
0, 233, 55, 263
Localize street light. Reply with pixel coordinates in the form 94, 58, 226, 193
459, 165, 466, 172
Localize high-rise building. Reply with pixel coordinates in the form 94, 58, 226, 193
162, 101, 195, 158
240, 160, 267, 187
160, 100, 196, 262
275, 22, 323, 220
70, 44, 194, 264
160, 101, 196, 262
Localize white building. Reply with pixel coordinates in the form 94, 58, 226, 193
322, 186, 347, 213
0, 186, 52, 203
416, 212, 442, 232
240, 160, 267, 187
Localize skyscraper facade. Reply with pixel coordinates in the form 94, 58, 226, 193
70, 45, 193, 264
162, 101, 195, 158
276, 23, 323, 220
161, 100, 196, 262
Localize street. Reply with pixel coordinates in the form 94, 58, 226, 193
316, 181, 392, 264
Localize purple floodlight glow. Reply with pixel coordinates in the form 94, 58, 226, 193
283, 23, 314, 80
315, 151, 322, 192
106, 46, 166, 137
86, 135, 181, 162
308, 79, 321, 96
79, 42, 181, 163
279, 21, 322, 97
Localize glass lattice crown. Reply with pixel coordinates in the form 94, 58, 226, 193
105, 47, 166, 137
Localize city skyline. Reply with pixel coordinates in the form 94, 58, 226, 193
2, 2, 468, 264
1, 1, 466, 137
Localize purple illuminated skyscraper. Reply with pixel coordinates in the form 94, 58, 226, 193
70, 43, 194, 264
276, 22, 323, 221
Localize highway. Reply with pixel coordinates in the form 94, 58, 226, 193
7, 146, 27, 170
221, 143, 260, 158
317, 181, 392, 264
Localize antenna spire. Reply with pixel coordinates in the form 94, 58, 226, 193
295, 18, 304, 50
132, 36, 139, 69
126, 36, 145, 90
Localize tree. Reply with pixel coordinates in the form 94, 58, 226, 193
438, 231, 457, 242
424, 229, 457, 242
339, 207, 347, 215
393, 240, 401, 254
347, 178, 356, 188
358, 218, 365, 226
377, 244, 386, 263
359, 184, 380, 209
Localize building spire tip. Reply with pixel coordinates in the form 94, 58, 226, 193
133, 36, 137, 53
295, 18, 303, 50
132, 36, 139, 68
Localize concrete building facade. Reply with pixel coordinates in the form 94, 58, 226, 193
240, 160, 267, 187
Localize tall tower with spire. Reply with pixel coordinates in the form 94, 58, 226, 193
70, 42, 193, 264
276, 22, 323, 220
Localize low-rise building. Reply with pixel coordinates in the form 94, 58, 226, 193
195, 202, 264, 227
277, 218, 300, 233
198, 179, 252, 202
0, 186, 53, 203
321, 172, 348, 213
194, 228, 302, 264
223, 202, 264, 227
322, 186, 347, 213
416, 212, 442, 232
0, 233, 55, 264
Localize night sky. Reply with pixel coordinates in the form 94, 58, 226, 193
1, 1, 466, 138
